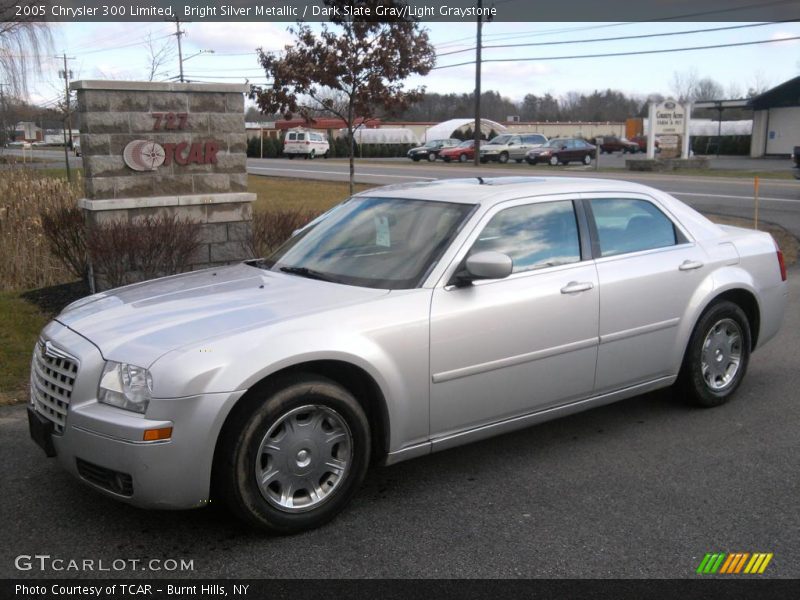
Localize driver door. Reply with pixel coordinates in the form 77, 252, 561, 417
429, 198, 600, 439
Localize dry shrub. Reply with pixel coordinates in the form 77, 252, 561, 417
0, 169, 82, 291
41, 204, 89, 283
87, 215, 202, 289
246, 207, 318, 258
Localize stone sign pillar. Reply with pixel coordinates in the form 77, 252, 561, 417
71, 80, 255, 291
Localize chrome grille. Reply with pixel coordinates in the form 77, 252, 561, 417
30, 339, 79, 434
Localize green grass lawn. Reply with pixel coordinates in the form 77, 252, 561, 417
0, 292, 48, 404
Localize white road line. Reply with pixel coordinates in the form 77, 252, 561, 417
666, 191, 800, 204
249, 167, 437, 181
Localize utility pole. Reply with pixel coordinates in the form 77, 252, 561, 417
173, 17, 186, 83
57, 53, 75, 182
472, 0, 483, 167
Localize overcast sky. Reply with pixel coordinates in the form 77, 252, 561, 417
31, 20, 800, 111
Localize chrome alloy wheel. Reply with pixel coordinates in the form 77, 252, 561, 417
255, 405, 353, 513
700, 318, 743, 391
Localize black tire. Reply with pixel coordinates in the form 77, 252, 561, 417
459, 153, 468, 163
443, 156, 451, 163
412, 157, 420, 162
526, 159, 536, 165
583, 154, 592, 165
214, 374, 371, 534
323, 151, 329, 159
309, 150, 315, 160
427, 152, 437, 162
498, 152, 509, 164
288, 154, 295, 160
677, 301, 751, 407
549, 155, 560, 166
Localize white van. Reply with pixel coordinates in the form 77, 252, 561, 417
283, 130, 330, 159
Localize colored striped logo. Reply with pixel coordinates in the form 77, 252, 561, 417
696, 552, 773, 574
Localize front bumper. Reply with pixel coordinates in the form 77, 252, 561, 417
32, 321, 245, 509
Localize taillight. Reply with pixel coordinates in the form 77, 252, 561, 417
775, 239, 787, 282
305, 141, 310, 145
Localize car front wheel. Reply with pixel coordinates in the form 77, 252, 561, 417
678, 301, 751, 407
583, 154, 592, 165
498, 152, 509, 164
214, 374, 371, 534
459, 153, 468, 163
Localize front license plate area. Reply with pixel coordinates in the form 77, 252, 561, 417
27, 406, 56, 457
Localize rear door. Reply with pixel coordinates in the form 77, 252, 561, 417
583, 194, 707, 392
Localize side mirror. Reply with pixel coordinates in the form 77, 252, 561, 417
454, 251, 513, 285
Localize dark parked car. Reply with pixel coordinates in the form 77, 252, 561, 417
599, 136, 639, 154
793, 146, 800, 180
440, 140, 476, 163
407, 139, 460, 162
526, 139, 596, 166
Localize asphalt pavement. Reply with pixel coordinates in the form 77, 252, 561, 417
2, 269, 798, 579
247, 157, 800, 238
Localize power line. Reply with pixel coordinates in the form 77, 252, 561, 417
437, 21, 797, 58
432, 35, 800, 70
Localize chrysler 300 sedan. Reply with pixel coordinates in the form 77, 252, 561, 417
29, 177, 787, 534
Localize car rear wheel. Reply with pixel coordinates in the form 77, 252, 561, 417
583, 154, 592, 165
549, 155, 560, 166
678, 301, 751, 407
427, 153, 437, 162
214, 374, 371, 534
498, 152, 509, 164
308, 150, 315, 160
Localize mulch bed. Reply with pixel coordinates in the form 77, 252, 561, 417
21, 280, 91, 316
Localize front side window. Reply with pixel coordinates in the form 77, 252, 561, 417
469, 200, 581, 274
590, 198, 679, 257
261, 197, 475, 289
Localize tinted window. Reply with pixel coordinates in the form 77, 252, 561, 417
471, 201, 581, 273
296, 133, 306, 141
590, 199, 678, 257
523, 135, 546, 145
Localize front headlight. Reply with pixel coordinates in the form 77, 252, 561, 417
98, 361, 153, 414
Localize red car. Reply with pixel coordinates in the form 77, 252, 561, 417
631, 136, 660, 153
440, 140, 475, 163
599, 136, 639, 154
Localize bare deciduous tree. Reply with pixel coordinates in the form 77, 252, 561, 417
251, 0, 436, 194
144, 32, 175, 82
670, 68, 700, 103
0, 2, 53, 97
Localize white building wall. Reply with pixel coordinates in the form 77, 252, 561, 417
764, 107, 800, 155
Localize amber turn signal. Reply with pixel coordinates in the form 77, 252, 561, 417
143, 427, 173, 441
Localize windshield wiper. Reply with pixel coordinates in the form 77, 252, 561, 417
279, 266, 341, 283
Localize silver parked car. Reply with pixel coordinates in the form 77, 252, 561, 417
480, 133, 548, 163
28, 177, 788, 534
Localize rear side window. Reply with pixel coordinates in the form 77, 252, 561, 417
471, 200, 581, 273
590, 198, 678, 257
523, 135, 546, 145
287, 133, 296, 141
296, 133, 306, 141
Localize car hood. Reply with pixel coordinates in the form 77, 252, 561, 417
56, 263, 389, 367
409, 145, 433, 152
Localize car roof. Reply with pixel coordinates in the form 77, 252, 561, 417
356, 176, 664, 207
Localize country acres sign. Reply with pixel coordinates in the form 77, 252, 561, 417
122, 111, 220, 171
653, 100, 686, 135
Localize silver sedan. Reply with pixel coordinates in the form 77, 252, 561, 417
29, 177, 787, 534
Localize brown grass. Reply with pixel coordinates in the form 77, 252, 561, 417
0, 169, 83, 291
248, 175, 374, 214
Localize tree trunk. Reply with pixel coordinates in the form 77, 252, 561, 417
347, 101, 355, 196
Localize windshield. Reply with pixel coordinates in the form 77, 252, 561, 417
259, 197, 476, 289
488, 134, 512, 145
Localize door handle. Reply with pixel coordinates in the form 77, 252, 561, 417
679, 260, 704, 271
561, 281, 594, 294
